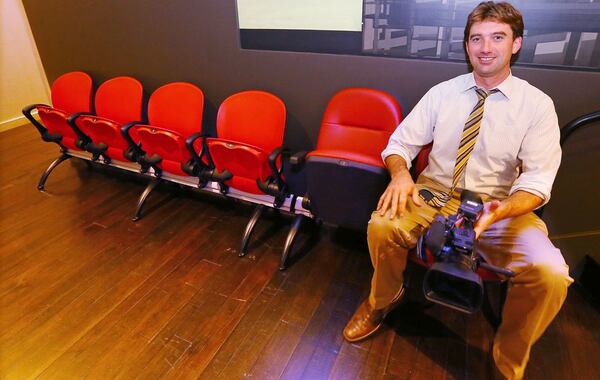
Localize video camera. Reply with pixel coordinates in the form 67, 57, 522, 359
420, 190, 514, 314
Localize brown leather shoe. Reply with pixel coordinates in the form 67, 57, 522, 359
343, 287, 405, 342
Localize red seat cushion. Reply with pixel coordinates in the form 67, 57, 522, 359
306, 149, 385, 168
37, 107, 81, 151
76, 115, 131, 161
206, 138, 271, 194
133, 126, 191, 176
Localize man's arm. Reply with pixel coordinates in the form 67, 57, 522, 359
377, 155, 422, 219
377, 87, 442, 219
473, 190, 543, 238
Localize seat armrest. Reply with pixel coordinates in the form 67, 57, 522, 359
120, 121, 146, 160
182, 132, 210, 176
289, 150, 308, 166
22, 103, 50, 136
66, 112, 96, 146
268, 146, 290, 188
185, 132, 206, 164
560, 110, 600, 146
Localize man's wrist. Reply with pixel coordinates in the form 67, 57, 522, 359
390, 166, 410, 179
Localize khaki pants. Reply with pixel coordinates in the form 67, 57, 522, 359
367, 187, 573, 380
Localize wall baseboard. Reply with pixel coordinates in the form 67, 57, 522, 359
0, 111, 38, 133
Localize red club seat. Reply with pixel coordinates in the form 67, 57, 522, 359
204, 90, 291, 263
303, 87, 403, 230
206, 90, 287, 197
69, 76, 143, 163
121, 82, 205, 220
22, 71, 93, 190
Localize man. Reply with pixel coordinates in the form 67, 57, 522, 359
342, 2, 573, 379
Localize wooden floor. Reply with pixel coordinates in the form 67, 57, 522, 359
1, 125, 599, 380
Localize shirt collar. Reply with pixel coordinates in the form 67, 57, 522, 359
461, 72, 513, 99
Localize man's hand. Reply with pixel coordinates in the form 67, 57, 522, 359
377, 155, 422, 219
473, 191, 544, 239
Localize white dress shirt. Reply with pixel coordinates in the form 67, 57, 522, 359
382, 73, 561, 204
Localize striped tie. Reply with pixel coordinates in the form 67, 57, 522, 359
421, 88, 498, 207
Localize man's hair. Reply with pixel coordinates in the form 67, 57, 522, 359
464, 1, 524, 43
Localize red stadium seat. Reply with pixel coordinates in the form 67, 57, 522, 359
302, 87, 403, 230
283, 87, 401, 268
206, 91, 287, 195
121, 82, 205, 220
204, 91, 291, 265
69, 76, 143, 163
22, 71, 93, 190
298, 87, 505, 324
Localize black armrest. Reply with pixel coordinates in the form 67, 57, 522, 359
181, 132, 210, 176
22, 103, 51, 137
120, 121, 146, 161
560, 110, 600, 146
66, 112, 95, 147
210, 169, 233, 182
289, 150, 308, 166
537, 110, 600, 218
267, 146, 290, 189
185, 132, 205, 164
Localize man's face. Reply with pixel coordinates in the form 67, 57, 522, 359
465, 20, 522, 81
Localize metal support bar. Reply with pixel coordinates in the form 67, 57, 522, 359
38, 153, 72, 190
279, 214, 304, 271
132, 178, 162, 221
239, 204, 265, 257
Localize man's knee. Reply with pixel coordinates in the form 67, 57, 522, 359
367, 213, 423, 250
527, 257, 573, 293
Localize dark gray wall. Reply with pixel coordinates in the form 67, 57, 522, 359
22, 0, 600, 148
23, 0, 600, 270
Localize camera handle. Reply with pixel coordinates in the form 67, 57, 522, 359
478, 260, 515, 278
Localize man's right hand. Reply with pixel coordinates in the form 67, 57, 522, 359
377, 156, 422, 219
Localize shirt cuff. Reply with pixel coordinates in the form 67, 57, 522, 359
381, 148, 413, 171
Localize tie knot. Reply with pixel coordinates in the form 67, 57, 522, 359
475, 88, 499, 100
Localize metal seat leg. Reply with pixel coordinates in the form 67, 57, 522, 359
239, 204, 265, 257
279, 214, 304, 270
38, 153, 72, 190
132, 178, 162, 221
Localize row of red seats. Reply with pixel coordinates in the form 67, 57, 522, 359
28, 71, 558, 324
23, 71, 404, 270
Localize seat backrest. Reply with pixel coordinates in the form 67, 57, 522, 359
94, 76, 143, 124
216, 90, 286, 152
148, 82, 204, 135
413, 143, 433, 178
316, 88, 402, 164
50, 71, 93, 114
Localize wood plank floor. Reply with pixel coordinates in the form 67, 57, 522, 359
1, 125, 599, 379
